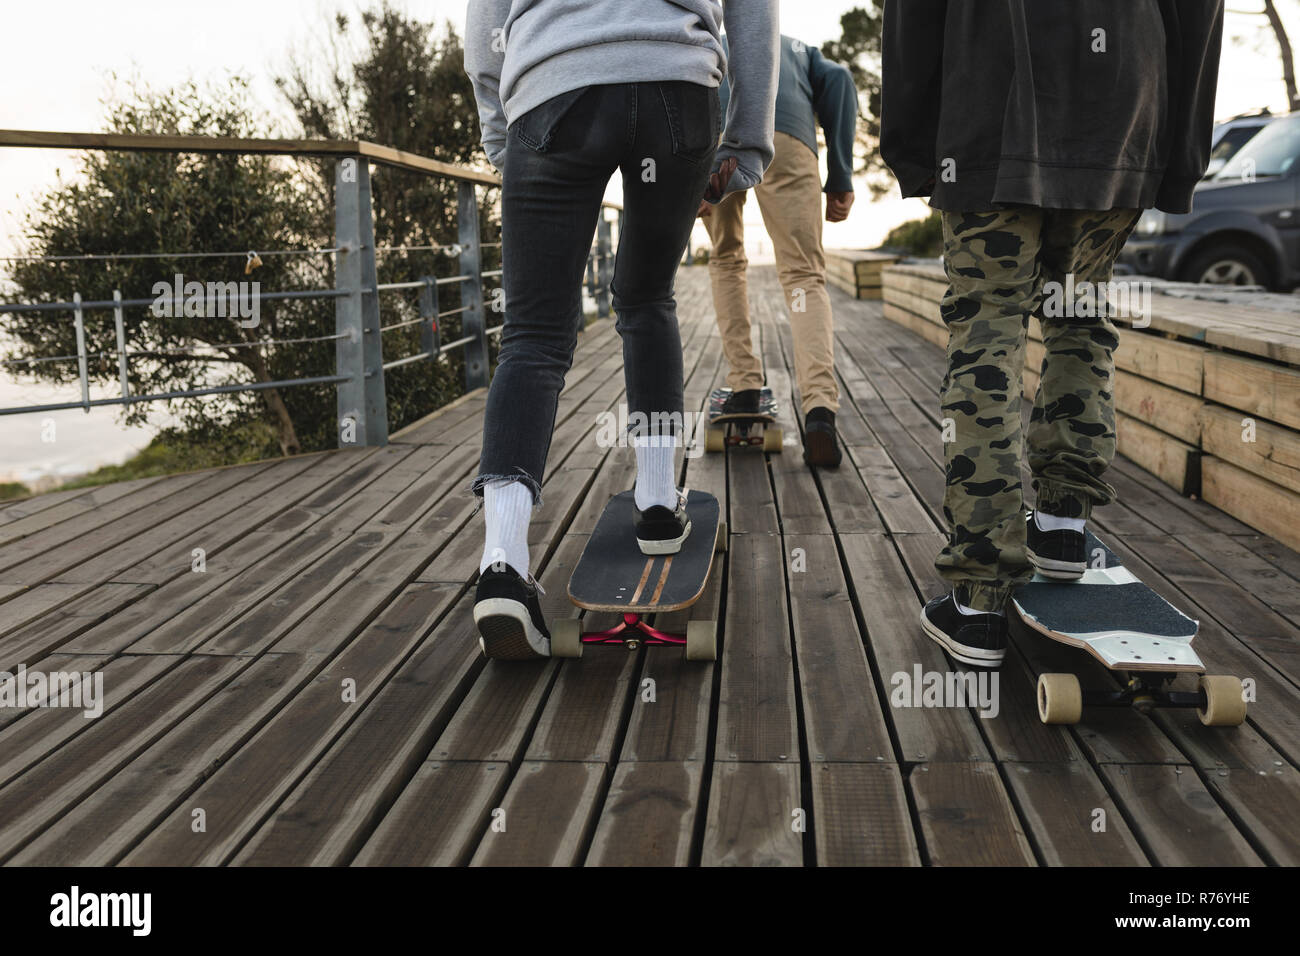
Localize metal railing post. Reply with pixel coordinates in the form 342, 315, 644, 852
73, 292, 89, 413
458, 181, 489, 390
334, 155, 388, 447
596, 217, 613, 318
418, 275, 441, 360
113, 290, 130, 403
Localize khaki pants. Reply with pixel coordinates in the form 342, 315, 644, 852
704, 131, 839, 415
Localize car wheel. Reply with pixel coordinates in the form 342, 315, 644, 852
1179, 244, 1273, 289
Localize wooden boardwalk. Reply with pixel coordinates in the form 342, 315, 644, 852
1, 266, 1298, 866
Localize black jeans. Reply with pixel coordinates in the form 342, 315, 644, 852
473, 81, 720, 503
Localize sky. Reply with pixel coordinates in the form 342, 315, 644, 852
1, 0, 1298, 482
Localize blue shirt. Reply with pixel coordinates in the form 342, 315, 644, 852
720, 34, 859, 193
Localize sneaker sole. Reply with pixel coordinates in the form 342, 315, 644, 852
803, 428, 841, 469
1028, 549, 1086, 580
919, 606, 1005, 669
474, 599, 550, 659
638, 518, 692, 556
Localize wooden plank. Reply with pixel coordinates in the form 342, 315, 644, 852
1202, 403, 1300, 495
1204, 351, 1300, 432
1002, 762, 1149, 866
0, 654, 173, 776
786, 533, 893, 762
227, 600, 482, 866
0, 655, 245, 861
909, 762, 1037, 866
1203, 766, 1300, 866
350, 761, 509, 866
469, 761, 606, 867
1202, 457, 1300, 553
840, 533, 991, 763
12, 652, 319, 866
715, 532, 799, 762
1100, 764, 1263, 866
810, 763, 920, 866
701, 761, 803, 866
585, 761, 704, 867
1115, 372, 1205, 445
116, 583, 467, 867
1116, 412, 1198, 495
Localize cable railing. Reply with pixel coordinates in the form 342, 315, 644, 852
0, 130, 622, 447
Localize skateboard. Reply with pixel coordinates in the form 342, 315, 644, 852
705, 387, 783, 453
1011, 525, 1247, 727
552, 490, 725, 660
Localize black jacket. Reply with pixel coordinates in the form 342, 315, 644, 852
880, 0, 1224, 214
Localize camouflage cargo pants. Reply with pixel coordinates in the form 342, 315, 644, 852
937, 207, 1142, 612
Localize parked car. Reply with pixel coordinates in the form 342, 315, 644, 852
1120, 112, 1300, 290
1203, 110, 1274, 179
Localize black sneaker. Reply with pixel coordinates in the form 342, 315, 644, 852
919, 591, 1007, 668
473, 565, 551, 659
1026, 510, 1086, 580
635, 492, 691, 555
803, 407, 842, 469
722, 388, 762, 415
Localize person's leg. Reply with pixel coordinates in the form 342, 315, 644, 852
704, 189, 764, 396
753, 132, 839, 416
921, 207, 1045, 668
1025, 208, 1141, 576
1029, 209, 1142, 517
614, 81, 717, 549
473, 86, 622, 659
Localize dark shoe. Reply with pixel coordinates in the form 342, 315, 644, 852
1026, 510, 1086, 580
919, 591, 1007, 668
721, 388, 762, 416
474, 565, 551, 659
635, 492, 691, 555
803, 407, 842, 469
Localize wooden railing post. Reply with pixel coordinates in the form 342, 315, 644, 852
458, 181, 489, 391
334, 155, 388, 447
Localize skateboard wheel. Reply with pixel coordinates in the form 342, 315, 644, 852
715, 521, 728, 553
764, 427, 783, 453
550, 618, 583, 659
705, 427, 726, 453
685, 620, 717, 662
1197, 675, 1246, 727
1037, 673, 1082, 725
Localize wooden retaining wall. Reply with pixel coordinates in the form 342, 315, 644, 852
826, 250, 902, 300
882, 262, 1300, 552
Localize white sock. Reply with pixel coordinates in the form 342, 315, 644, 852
480, 479, 533, 577
955, 592, 1005, 617
633, 433, 678, 511
1034, 510, 1085, 533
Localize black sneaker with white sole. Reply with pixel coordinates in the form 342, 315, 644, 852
635, 493, 691, 555
473, 565, 551, 659
919, 591, 1007, 668
1026, 510, 1086, 580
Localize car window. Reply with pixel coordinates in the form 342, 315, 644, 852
1217, 117, 1300, 180
1210, 125, 1264, 162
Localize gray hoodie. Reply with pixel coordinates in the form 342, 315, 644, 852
465, 0, 778, 194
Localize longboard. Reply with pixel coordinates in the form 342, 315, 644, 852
553, 490, 723, 660
705, 387, 782, 453
1012, 524, 1246, 727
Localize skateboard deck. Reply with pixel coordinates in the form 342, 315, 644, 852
555, 490, 723, 659
569, 490, 720, 611
1012, 529, 1202, 673
1011, 522, 1245, 727
705, 388, 782, 452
